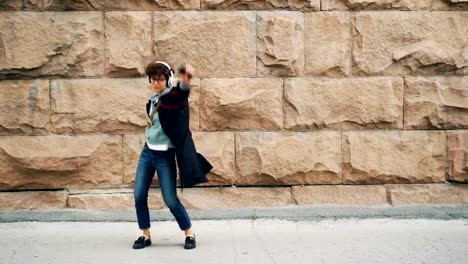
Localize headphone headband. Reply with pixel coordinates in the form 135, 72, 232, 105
155, 61, 172, 71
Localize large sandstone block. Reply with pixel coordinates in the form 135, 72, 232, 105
352, 11, 468, 76
305, 11, 351, 76
0, 191, 68, 210
153, 11, 256, 78
104, 11, 152, 77
201, 0, 320, 10
432, 0, 468, 10
192, 132, 236, 186
447, 131, 468, 183
284, 77, 403, 129
0, 12, 104, 79
404, 76, 468, 129
387, 184, 468, 205
342, 131, 446, 184
256, 11, 304, 76
200, 78, 283, 130
43, 0, 200, 10
292, 185, 388, 205
0, 80, 50, 135
179, 187, 294, 209
0, 0, 42, 10
50, 78, 152, 133
0, 135, 123, 190
321, 0, 430, 10
236, 132, 342, 185
123, 132, 234, 186
67, 188, 165, 210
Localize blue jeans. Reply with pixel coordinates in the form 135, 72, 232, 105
133, 143, 192, 231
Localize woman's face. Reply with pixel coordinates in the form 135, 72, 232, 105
150, 74, 167, 94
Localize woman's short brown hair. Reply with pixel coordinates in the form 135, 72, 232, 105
145, 61, 175, 85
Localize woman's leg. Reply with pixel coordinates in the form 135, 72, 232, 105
154, 148, 192, 232
133, 144, 156, 232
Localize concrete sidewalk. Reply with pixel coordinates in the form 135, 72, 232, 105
1, 218, 467, 264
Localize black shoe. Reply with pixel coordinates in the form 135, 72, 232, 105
184, 234, 196, 249
133, 236, 151, 249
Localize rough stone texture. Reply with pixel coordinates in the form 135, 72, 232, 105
321, 0, 431, 10
123, 131, 232, 186
351, 11, 468, 76
0, 0, 42, 10
0, 12, 104, 79
305, 11, 351, 76
0, 191, 68, 210
43, 0, 200, 10
0, 135, 123, 190
284, 77, 404, 130
236, 132, 342, 185
256, 11, 304, 76
404, 76, 468, 129
50, 78, 152, 134
387, 184, 468, 205
0, 80, 50, 135
192, 132, 236, 186
292, 185, 388, 205
447, 131, 468, 183
342, 131, 446, 184
201, 0, 320, 10
432, 0, 468, 10
200, 78, 283, 130
153, 11, 257, 78
67, 188, 165, 210
104, 11, 152, 77
179, 187, 294, 209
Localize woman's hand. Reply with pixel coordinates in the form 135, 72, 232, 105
181, 64, 193, 87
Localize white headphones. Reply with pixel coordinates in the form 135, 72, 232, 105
155, 61, 174, 88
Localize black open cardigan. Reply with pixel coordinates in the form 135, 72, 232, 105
145, 81, 213, 191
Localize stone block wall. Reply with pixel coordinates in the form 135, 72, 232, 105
0, 0, 467, 210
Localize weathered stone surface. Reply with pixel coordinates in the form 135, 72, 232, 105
292, 185, 388, 205
104, 11, 152, 77
0, 135, 123, 190
432, 0, 468, 10
201, 0, 320, 10
68, 188, 165, 210
0, 80, 50, 135
404, 76, 468, 129
284, 77, 403, 129
43, 0, 200, 10
0, 0, 42, 10
123, 131, 233, 185
236, 132, 342, 185
200, 78, 283, 130
0, 12, 104, 79
187, 78, 201, 131
447, 131, 468, 183
193, 132, 236, 186
321, 0, 430, 10
50, 78, 152, 134
0, 191, 68, 210
179, 187, 294, 209
305, 11, 351, 76
154, 11, 256, 78
387, 184, 468, 205
352, 11, 468, 76
256, 11, 304, 76
343, 131, 446, 184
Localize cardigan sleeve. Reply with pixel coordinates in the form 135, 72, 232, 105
178, 81, 190, 91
